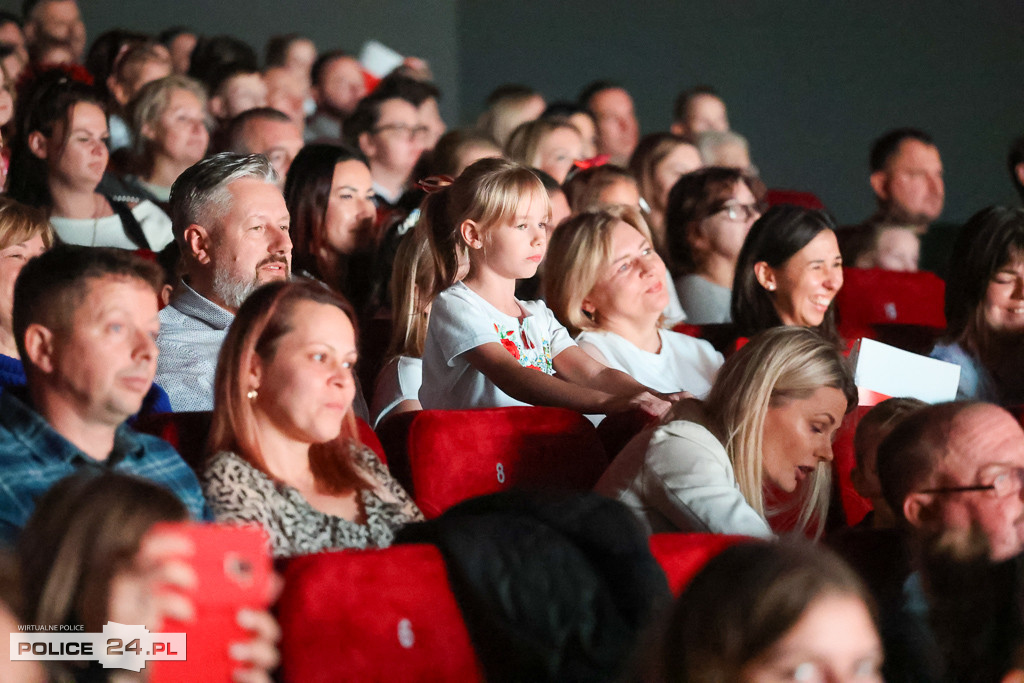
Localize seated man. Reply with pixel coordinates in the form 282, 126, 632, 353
670, 85, 729, 139
0, 245, 209, 544
156, 153, 291, 411
578, 80, 639, 166
223, 107, 305, 187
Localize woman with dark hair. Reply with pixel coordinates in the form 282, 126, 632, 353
731, 204, 844, 346
6, 68, 173, 251
284, 143, 376, 310
629, 132, 702, 251
930, 206, 1024, 404
203, 279, 421, 558
655, 541, 883, 682
664, 166, 765, 324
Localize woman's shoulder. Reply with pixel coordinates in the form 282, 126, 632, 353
204, 451, 270, 488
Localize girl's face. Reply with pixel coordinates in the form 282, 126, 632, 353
583, 220, 668, 328
693, 180, 759, 264
983, 254, 1024, 334
0, 69, 13, 128
145, 88, 208, 166
251, 300, 357, 447
759, 230, 843, 328
473, 191, 548, 281
742, 593, 883, 683
652, 143, 702, 212
44, 102, 109, 190
761, 386, 847, 493
322, 159, 376, 255
533, 126, 584, 184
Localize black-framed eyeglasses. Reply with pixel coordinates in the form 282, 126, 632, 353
917, 467, 1024, 498
371, 123, 429, 140
712, 201, 767, 222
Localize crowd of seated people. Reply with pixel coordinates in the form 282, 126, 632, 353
0, 1, 1020, 680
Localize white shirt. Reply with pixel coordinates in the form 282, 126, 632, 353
420, 282, 575, 410
49, 200, 173, 251
371, 355, 423, 428
576, 328, 723, 399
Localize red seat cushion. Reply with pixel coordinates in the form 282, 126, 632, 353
649, 533, 755, 595
405, 407, 609, 518
278, 545, 483, 682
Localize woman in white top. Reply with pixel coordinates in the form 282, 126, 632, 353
595, 326, 856, 539
545, 205, 723, 398
7, 68, 173, 251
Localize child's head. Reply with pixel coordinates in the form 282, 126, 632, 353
853, 224, 921, 272
852, 397, 927, 519
419, 157, 550, 294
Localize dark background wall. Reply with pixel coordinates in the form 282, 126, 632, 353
7, 0, 1023, 225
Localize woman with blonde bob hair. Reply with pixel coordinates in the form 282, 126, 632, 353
504, 117, 584, 184
545, 205, 722, 397
203, 279, 422, 558
596, 326, 856, 539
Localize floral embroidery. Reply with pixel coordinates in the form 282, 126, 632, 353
494, 320, 554, 374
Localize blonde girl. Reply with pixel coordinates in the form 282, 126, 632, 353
418, 157, 673, 417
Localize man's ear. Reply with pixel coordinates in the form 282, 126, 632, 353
23, 324, 56, 375
903, 493, 933, 529
460, 219, 483, 250
869, 170, 890, 201
753, 261, 776, 292
670, 121, 686, 137
357, 131, 375, 160
1015, 163, 1024, 190
208, 95, 225, 120
686, 220, 711, 255
183, 224, 212, 264
27, 131, 48, 160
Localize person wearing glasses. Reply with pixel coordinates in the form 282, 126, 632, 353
664, 167, 766, 324
345, 91, 427, 211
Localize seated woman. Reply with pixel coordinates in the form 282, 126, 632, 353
628, 132, 703, 253
0, 199, 50, 387
123, 74, 209, 205
203, 280, 422, 558
732, 204, 844, 346
654, 541, 883, 682
665, 166, 765, 324
505, 118, 585, 184
284, 143, 376, 312
6, 68, 173, 251
595, 326, 856, 538
930, 206, 1024, 405
545, 205, 722, 398
19, 471, 278, 683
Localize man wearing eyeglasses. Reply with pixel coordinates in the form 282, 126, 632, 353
345, 91, 427, 211
878, 400, 1024, 561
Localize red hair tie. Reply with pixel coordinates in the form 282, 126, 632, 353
416, 175, 454, 193
572, 154, 610, 171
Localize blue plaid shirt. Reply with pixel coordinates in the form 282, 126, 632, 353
0, 389, 211, 546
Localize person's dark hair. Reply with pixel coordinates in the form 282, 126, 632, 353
373, 73, 440, 107
875, 401, 977, 521
531, 167, 561, 194
223, 106, 292, 153
84, 29, 149, 101
429, 128, 501, 177
264, 33, 307, 69
310, 49, 349, 89
187, 34, 258, 90
578, 80, 621, 110
664, 166, 765, 275
660, 540, 876, 682
343, 92, 396, 147
943, 206, 1024, 351
13, 245, 164, 365
206, 62, 259, 101
869, 127, 935, 173
1008, 136, 1024, 203
157, 26, 193, 47
484, 83, 535, 108
0, 11, 22, 30
563, 164, 636, 213
731, 204, 841, 344
542, 101, 591, 122
19, 471, 187, 636
6, 67, 105, 209
283, 143, 368, 281
853, 397, 927, 471
671, 84, 720, 124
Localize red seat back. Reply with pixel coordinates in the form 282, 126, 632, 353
831, 406, 873, 526
355, 416, 387, 466
134, 411, 212, 472
765, 188, 825, 210
596, 409, 657, 460
649, 533, 755, 595
404, 407, 609, 518
278, 545, 484, 682
835, 268, 946, 352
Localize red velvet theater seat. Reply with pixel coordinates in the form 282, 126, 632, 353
831, 406, 874, 527
649, 533, 756, 596
401, 407, 609, 519
835, 268, 946, 354
764, 188, 825, 210
278, 544, 484, 683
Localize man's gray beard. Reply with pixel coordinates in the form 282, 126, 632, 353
211, 271, 261, 310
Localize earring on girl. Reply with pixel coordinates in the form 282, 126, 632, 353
247, 389, 258, 400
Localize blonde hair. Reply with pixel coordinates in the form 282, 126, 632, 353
544, 205, 653, 336
129, 74, 209, 159
387, 228, 436, 359
686, 326, 857, 537
419, 157, 550, 298
504, 118, 581, 168
0, 197, 53, 251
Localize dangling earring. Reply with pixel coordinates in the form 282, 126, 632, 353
247, 389, 258, 400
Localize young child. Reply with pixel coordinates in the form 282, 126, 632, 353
418, 158, 674, 417
851, 397, 927, 529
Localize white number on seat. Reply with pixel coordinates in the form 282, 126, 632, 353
496, 463, 506, 483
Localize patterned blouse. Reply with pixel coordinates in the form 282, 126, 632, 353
202, 445, 423, 558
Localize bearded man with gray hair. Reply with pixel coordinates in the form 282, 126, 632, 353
156, 152, 290, 411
